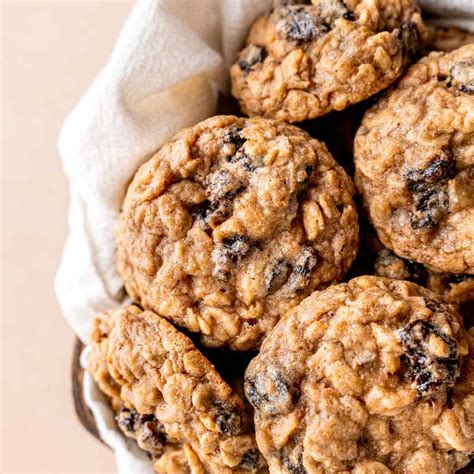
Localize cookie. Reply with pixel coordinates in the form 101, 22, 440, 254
230, 0, 426, 122
354, 45, 474, 274
427, 25, 474, 53
87, 317, 196, 474
245, 276, 474, 473
116, 115, 358, 350
88, 305, 265, 473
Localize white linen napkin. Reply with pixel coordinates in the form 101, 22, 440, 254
55, 1, 473, 472
420, 0, 474, 31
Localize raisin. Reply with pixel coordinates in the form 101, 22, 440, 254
139, 420, 167, 451
116, 406, 138, 435
191, 199, 214, 221
239, 449, 261, 470
191, 199, 230, 229
283, 452, 306, 474
117, 407, 167, 456
238, 45, 267, 74
241, 154, 257, 172
412, 188, 450, 229
137, 413, 155, 424
245, 366, 299, 415
284, 6, 328, 42
398, 22, 420, 61
293, 246, 318, 278
286, 246, 318, 292
231, 152, 258, 172
222, 235, 254, 259
406, 156, 456, 192
265, 259, 292, 294
450, 60, 474, 94
223, 126, 246, 151
215, 409, 244, 436
406, 155, 456, 230
398, 319, 460, 396
197, 170, 247, 227
343, 10, 355, 20
212, 235, 256, 280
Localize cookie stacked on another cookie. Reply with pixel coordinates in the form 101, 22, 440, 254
88, 305, 266, 473
231, 0, 426, 122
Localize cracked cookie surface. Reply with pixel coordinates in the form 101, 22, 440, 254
230, 0, 426, 122
88, 305, 265, 473
355, 45, 474, 274
116, 115, 358, 350
245, 276, 474, 473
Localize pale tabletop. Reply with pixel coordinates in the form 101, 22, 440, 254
2, 2, 132, 472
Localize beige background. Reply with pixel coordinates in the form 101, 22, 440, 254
2, 2, 133, 472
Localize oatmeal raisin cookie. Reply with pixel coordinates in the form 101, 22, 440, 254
245, 276, 473, 473
354, 45, 474, 274
88, 305, 265, 473
116, 115, 358, 350
231, 0, 426, 122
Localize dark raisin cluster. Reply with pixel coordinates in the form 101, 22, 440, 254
264, 246, 318, 295
192, 169, 246, 228
284, 6, 328, 42
215, 407, 244, 436
245, 366, 299, 415
406, 154, 456, 229
281, 1, 355, 43
398, 319, 460, 396
212, 234, 258, 280
238, 45, 267, 75
116, 407, 167, 457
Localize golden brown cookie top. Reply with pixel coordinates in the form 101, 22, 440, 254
355, 45, 474, 274
88, 305, 264, 473
245, 276, 473, 473
116, 115, 358, 350
231, 0, 426, 122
